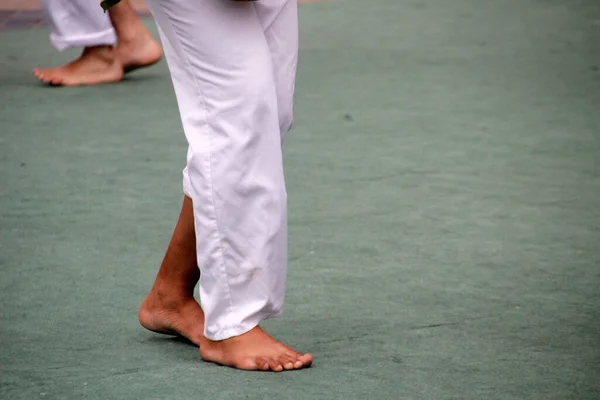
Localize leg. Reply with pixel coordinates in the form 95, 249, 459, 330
145, 0, 311, 371
34, 0, 162, 86
108, 0, 163, 72
41, 0, 116, 52
139, 196, 205, 346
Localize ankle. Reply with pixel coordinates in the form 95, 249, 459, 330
114, 19, 148, 44
152, 263, 199, 296
150, 282, 196, 303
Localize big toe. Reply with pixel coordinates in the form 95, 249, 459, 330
33, 70, 47, 82
298, 353, 313, 367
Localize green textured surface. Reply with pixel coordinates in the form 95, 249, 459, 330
1, 0, 599, 399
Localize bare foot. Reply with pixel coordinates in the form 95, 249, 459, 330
139, 289, 205, 347
116, 30, 163, 73
107, 0, 163, 73
200, 326, 313, 372
33, 46, 124, 87
140, 292, 313, 371
139, 196, 311, 372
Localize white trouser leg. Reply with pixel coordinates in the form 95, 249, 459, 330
41, 0, 116, 51
254, 0, 299, 139
146, 0, 298, 341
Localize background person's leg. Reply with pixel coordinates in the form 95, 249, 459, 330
35, 0, 121, 85
41, 0, 116, 52
108, 0, 163, 72
34, 0, 161, 86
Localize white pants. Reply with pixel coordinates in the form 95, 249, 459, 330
41, 0, 116, 51
145, 0, 298, 341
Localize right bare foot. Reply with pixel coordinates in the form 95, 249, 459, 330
140, 294, 313, 372
200, 326, 313, 372
33, 46, 123, 87
115, 24, 162, 73
107, 0, 163, 73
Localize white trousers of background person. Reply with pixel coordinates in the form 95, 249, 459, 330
41, 0, 116, 51
145, 0, 299, 341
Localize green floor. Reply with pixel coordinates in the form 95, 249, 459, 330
1, 0, 599, 399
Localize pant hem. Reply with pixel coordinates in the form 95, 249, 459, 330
50, 27, 117, 51
205, 308, 283, 341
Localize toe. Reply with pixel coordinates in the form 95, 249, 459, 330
286, 351, 311, 368
267, 358, 284, 372
255, 357, 270, 371
298, 353, 313, 368
279, 357, 295, 371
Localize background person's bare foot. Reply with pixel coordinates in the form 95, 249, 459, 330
109, 0, 163, 73
200, 326, 313, 372
116, 30, 163, 73
33, 46, 123, 87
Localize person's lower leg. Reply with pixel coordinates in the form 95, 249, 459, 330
107, 0, 144, 39
139, 196, 205, 346
137, 196, 313, 371
143, 0, 312, 371
108, 0, 162, 72
149, 196, 199, 293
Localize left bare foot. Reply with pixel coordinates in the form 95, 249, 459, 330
33, 45, 124, 87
